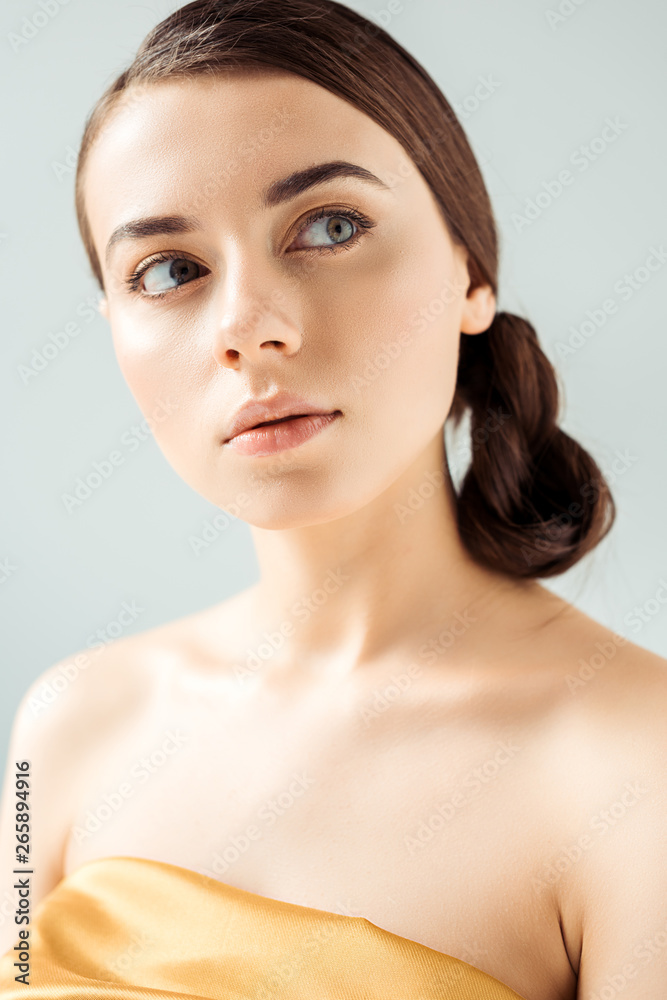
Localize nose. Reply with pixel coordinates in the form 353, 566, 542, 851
212, 264, 303, 369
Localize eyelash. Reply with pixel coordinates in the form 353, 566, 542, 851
124, 206, 376, 300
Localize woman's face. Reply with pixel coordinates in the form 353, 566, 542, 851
85, 70, 494, 527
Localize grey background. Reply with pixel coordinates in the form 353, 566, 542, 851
1, 0, 666, 780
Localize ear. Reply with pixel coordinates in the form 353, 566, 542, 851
461, 283, 495, 334
98, 295, 109, 321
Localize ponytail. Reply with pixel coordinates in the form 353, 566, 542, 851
449, 311, 615, 578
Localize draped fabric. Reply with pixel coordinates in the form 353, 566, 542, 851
0, 856, 527, 998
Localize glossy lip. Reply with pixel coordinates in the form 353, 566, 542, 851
223, 391, 340, 443
224, 412, 341, 457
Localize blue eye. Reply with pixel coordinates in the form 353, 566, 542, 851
297, 213, 355, 247
290, 207, 375, 253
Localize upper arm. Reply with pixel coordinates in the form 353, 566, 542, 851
563, 652, 667, 999
0, 642, 143, 955
576, 784, 667, 998
0, 667, 75, 954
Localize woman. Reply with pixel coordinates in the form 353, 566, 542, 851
1, 1, 665, 997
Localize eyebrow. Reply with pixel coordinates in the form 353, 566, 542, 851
104, 160, 390, 266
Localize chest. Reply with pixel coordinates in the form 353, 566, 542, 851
64, 675, 577, 1000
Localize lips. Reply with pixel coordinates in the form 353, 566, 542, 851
223, 391, 339, 442
251, 414, 308, 430
226, 412, 341, 456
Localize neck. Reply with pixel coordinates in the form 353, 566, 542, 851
244, 431, 531, 679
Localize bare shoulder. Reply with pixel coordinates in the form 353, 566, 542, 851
17, 587, 252, 733
533, 593, 667, 780
0, 593, 243, 929
542, 596, 667, 728
531, 596, 667, 985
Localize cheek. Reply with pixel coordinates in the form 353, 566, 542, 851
336, 233, 464, 453
109, 312, 205, 464
104, 227, 465, 516
111, 313, 167, 406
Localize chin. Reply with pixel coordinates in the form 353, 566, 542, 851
227, 486, 361, 531
241, 507, 349, 531
201, 466, 381, 531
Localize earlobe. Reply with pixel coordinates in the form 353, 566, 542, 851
461, 284, 496, 335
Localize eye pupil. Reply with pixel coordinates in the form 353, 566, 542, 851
326, 216, 354, 243
170, 259, 197, 283
143, 257, 199, 294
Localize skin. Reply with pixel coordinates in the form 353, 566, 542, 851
1, 71, 667, 1000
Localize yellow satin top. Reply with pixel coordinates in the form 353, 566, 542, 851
0, 856, 527, 998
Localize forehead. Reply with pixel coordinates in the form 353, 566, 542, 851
83, 71, 406, 264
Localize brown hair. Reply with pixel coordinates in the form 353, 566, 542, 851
74, 0, 615, 579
